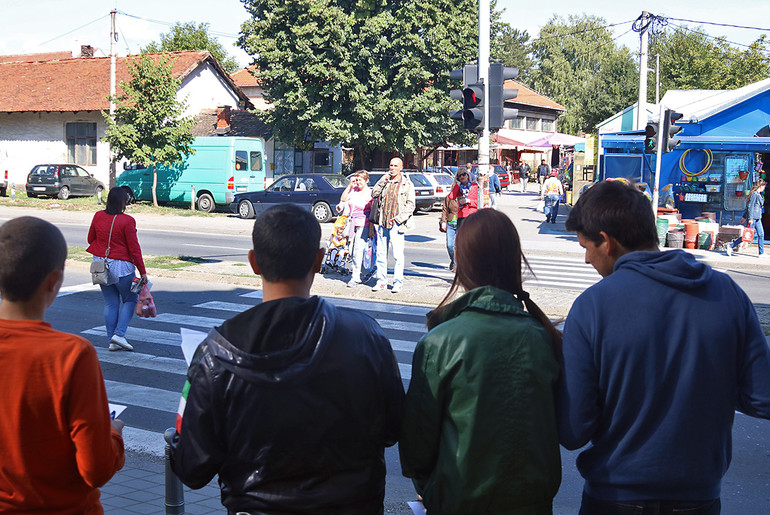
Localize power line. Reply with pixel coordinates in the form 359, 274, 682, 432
663, 21, 770, 55
535, 19, 637, 41
666, 18, 770, 33
23, 13, 110, 52
116, 11, 240, 39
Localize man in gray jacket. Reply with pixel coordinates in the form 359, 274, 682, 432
371, 157, 415, 293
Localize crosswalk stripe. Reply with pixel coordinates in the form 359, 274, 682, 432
391, 339, 418, 353
104, 380, 180, 413
239, 290, 432, 317
95, 347, 188, 376
57, 282, 96, 297
84, 326, 181, 346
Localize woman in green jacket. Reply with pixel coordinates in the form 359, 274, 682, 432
400, 209, 562, 515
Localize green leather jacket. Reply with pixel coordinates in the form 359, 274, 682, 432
400, 286, 561, 515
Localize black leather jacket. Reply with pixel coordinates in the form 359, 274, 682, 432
170, 296, 404, 514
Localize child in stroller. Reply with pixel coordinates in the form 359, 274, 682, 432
321, 210, 352, 274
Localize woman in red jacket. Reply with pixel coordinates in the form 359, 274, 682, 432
87, 187, 148, 352
447, 167, 478, 228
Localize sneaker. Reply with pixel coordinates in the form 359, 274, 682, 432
108, 343, 122, 352
110, 334, 134, 351
391, 283, 402, 294
371, 282, 387, 292
726, 245, 733, 257
347, 280, 360, 288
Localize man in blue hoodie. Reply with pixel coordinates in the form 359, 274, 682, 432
559, 180, 770, 514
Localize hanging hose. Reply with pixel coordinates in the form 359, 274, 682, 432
679, 149, 713, 177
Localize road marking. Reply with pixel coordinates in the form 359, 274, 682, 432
84, 326, 182, 346
391, 339, 418, 353
104, 380, 180, 413
57, 282, 96, 297
150, 313, 225, 329
182, 243, 251, 252
238, 290, 432, 317
95, 347, 189, 375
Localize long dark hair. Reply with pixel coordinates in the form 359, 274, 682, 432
105, 187, 128, 215
749, 179, 766, 198
428, 209, 562, 356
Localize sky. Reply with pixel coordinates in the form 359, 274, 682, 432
1, 0, 768, 69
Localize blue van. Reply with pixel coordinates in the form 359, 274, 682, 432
117, 137, 267, 212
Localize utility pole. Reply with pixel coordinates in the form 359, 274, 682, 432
636, 11, 650, 130
109, 9, 118, 188
477, 0, 490, 208
655, 53, 660, 105
651, 103, 665, 216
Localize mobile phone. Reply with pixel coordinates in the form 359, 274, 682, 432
110, 410, 116, 420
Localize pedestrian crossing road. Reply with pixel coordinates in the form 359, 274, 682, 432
71, 287, 431, 456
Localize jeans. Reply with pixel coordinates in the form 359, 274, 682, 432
544, 194, 560, 222
754, 218, 764, 255
579, 493, 720, 515
445, 222, 457, 268
350, 225, 372, 283
100, 273, 139, 338
490, 191, 498, 209
375, 223, 405, 286
521, 176, 528, 192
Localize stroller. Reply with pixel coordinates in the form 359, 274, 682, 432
321, 212, 352, 275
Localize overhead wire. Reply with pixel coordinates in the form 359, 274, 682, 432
23, 13, 110, 52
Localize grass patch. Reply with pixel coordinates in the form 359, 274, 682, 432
0, 192, 226, 217
67, 246, 208, 270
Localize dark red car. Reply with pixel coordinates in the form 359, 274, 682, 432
470, 165, 510, 189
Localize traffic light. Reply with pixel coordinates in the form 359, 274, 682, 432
644, 122, 658, 154
662, 109, 683, 153
488, 62, 519, 130
449, 64, 484, 132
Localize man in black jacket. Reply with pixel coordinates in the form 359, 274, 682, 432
171, 203, 405, 514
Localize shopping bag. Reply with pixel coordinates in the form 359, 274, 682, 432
362, 238, 374, 270
90, 260, 109, 285
742, 227, 755, 243
136, 283, 157, 318
537, 199, 545, 213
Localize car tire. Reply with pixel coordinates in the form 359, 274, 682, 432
27, 191, 37, 198
312, 201, 332, 223
418, 206, 432, 212
238, 200, 254, 219
122, 187, 136, 204
196, 193, 215, 213
58, 186, 70, 200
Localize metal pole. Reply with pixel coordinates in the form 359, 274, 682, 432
655, 53, 660, 105
477, 0, 490, 208
109, 10, 117, 188
164, 428, 185, 514
651, 103, 666, 218
636, 11, 649, 130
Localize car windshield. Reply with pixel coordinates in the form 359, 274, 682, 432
323, 175, 349, 189
408, 173, 431, 187
431, 174, 453, 185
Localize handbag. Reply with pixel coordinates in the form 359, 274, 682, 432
368, 197, 380, 225
136, 282, 157, 318
537, 199, 545, 213
91, 215, 117, 285
742, 226, 756, 243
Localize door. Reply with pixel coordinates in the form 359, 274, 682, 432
74, 166, 96, 194
60, 165, 83, 195
291, 176, 320, 211
253, 176, 296, 216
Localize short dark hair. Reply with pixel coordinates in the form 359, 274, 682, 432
106, 187, 128, 215
566, 180, 658, 249
0, 217, 67, 301
251, 204, 321, 281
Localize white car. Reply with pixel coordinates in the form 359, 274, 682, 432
422, 172, 454, 206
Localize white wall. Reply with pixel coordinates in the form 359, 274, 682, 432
178, 62, 243, 118
0, 111, 110, 187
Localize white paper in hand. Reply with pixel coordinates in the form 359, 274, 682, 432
408, 501, 427, 515
180, 327, 207, 366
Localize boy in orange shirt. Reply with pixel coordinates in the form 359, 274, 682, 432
0, 217, 125, 514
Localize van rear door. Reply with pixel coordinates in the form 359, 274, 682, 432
232, 147, 265, 197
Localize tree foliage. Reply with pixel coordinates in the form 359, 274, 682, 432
650, 27, 770, 100
103, 54, 195, 206
238, 0, 478, 161
529, 14, 637, 134
143, 22, 240, 73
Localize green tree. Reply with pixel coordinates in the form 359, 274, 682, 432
238, 0, 477, 164
529, 14, 637, 134
143, 22, 239, 73
650, 27, 770, 100
103, 54, 195, 207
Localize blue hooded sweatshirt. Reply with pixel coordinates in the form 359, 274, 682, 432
558, 249, 770, 501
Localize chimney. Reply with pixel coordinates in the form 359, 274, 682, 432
80, 45, 95, 58
216, 105, 232, 135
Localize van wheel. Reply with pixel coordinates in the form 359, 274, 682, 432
313, 202, 332, 223
58, 186, 70, 200
238, 200, 254, 219
122, 187, 135, 203
196, 193, 215, 213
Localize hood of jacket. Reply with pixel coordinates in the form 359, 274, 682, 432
613, 249, 712, 290
427, 285, 527, 330
203, 296, 336, 384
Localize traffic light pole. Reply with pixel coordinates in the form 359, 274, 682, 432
477, 0, 490, 208
651, 102, 665, 217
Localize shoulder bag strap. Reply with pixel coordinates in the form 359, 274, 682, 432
105, 215, 117, 259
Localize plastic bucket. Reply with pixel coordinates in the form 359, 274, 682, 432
656, 218, 669, 244
666, 230, 684, 248
697, 232, 711, 249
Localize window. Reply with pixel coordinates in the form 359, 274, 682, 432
270, 177, 296, 192
250, 151, 262, 171
511, 116, 524, 129
542, 119, 555, 132
526, 118, 539, 131
66, 123, 96, 165
312, 150, 332, 173
235, 151, 247, 171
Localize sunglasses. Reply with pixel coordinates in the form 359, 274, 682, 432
458, 172, 468, 177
